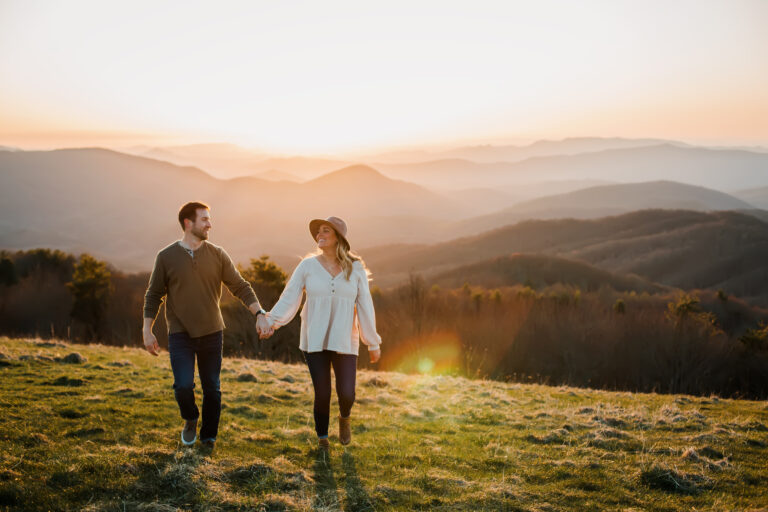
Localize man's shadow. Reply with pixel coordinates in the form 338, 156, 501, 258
130, 446, 207, 505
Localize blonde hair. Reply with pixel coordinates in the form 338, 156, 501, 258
336, 239, 362, 280
310, 235, 370, 281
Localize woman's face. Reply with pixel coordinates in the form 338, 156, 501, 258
316, 224, 338, 250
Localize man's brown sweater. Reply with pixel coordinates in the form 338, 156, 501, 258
143, 241, 260, 338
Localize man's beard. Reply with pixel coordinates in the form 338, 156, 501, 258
191, 227, 209, 240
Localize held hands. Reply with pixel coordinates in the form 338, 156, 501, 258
143, 329, 160, 356
256, 314, 274, 339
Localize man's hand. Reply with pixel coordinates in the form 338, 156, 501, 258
369, 348, 381, 364
143, 329, 160, 356
256, 314, 273, 339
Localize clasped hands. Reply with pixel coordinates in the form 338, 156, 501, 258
256, 313, 275, 339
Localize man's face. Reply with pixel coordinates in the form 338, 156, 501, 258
187, 208, 211, 240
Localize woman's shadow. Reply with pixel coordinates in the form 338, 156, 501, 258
341, 451, 375, 511
312, 448, 340, 510
311, 449, 375, 511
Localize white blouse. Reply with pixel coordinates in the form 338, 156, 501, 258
266, 256, 382, 355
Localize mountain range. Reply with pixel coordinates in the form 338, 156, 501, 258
120, 138, 768, 193
2, 140, 768, 306
373, 144, 768, 191
0, 149, 473, 270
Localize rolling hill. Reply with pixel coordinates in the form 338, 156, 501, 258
429, 253, 666, 293
452, 181, 756, 236
733, 186, 768, 210
362, 210, 768, 305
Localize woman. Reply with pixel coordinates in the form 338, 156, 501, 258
262, 216, 382, 449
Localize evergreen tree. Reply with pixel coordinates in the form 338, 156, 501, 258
0, 257, 18, 286
66, 254, 112, 340
238, 255, 288, 309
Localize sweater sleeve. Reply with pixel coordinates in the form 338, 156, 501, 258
267, 259, 307, 328
220, 247, 260, 309
354, 262, 382, 351
143, 252, 168, 319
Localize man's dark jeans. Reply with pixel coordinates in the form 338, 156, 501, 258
168, 330, 223, 441
304, 350, 358, 438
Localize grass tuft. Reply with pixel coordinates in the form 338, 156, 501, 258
639, 463, 713, 494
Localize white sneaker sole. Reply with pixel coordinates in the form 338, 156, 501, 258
181, 430, 197, 446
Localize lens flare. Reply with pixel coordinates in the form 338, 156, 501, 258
381, 330, 462, 376
417, 358, 435, 374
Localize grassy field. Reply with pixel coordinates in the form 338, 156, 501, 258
0, 336, 767, 511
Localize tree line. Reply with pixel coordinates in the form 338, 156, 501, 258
1, 248, 767, 398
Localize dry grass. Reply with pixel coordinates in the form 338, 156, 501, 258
0, 336, 767, 511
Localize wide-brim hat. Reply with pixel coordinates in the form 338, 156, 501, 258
309, 216, 350, 249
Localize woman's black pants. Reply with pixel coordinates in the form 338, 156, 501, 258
303, 350, 357, 437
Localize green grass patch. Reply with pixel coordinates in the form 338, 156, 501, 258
0, 336, 767, 511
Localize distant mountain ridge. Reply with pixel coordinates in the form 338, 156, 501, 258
363, 137, 680, 164
0, 149, 468, 270
254, 170, 302, 182
376, 143, 768, 190
115, 138, 768, 192
733, 186, 768, 210
451, 180, 757, 236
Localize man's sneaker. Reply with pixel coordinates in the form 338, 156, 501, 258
181, 419, 197, 446
200, 438, 216, 450
318, 437, 330, 449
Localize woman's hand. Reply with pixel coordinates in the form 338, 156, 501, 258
369, 348, 381, 364
256, 314, 274, 339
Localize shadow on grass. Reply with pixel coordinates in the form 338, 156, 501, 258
341, 452, 376, 511
312, 448, 340, 510
129, 446, 209, 507
309, 449, 377, 511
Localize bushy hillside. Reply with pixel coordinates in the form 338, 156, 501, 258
1, 338, 767, 511
429, 253, 665, 293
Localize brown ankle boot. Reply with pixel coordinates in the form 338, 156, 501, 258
339, 415, 351, 445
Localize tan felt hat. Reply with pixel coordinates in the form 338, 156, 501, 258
309, 216, 350, 249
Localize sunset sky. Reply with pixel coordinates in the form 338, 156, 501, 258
1, 0, 767, 154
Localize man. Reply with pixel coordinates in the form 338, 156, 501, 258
143, 201, 271, 448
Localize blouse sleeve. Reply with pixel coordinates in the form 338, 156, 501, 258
267, 258, 307, 328
354, 262, 382, 351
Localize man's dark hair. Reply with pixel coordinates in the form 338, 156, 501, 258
178, 201, 210, 231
